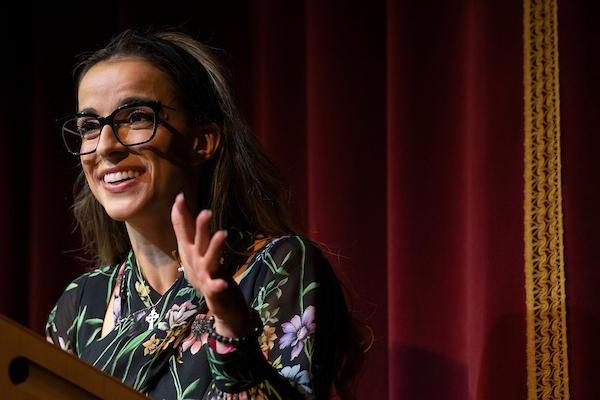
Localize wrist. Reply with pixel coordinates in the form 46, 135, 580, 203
213, 307, 257, 338
208, 309, 263, 353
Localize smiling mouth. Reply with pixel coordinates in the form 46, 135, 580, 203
103, 170, 143, 184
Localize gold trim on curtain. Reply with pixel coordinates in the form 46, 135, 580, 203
523, 0, 569, 399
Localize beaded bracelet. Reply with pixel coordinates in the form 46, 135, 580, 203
206, 310, 264, 347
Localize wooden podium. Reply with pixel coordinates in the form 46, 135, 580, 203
0, 314, 146, 399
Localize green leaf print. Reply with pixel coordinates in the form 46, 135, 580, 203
302, 282, 319, 297
85, 318, 104, 327
281, 250, 292, 266
180, 378, 201, 400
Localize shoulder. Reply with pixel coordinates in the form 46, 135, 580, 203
241, 235, 339, 295
75, 264, 118, 286
66, 264, 119, 298
53, 264, 120, 316
252, 235, 332, 275
46, 264, 120, 350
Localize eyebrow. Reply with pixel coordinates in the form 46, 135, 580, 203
78, 96, 157, 115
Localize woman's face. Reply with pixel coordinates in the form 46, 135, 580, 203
78, 58, 195, 224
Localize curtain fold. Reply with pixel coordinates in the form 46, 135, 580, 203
305, 2, 388, 398
249, 0, 308, 230
387, 1, 525, 399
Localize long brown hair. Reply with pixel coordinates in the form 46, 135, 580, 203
72, 29, 294, 266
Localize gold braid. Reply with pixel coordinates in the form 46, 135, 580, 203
523, 0, 570, 399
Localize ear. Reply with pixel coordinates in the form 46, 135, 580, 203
191, 122, 221, 164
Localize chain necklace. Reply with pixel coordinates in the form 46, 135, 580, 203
134, 262, 167, 331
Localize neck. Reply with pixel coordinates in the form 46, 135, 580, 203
126, 217, 181, 295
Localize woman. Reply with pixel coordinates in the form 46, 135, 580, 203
46, 29, 363, 399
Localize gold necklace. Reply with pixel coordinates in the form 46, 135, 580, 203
134, 253, 184, 330
134, 262, 165, 331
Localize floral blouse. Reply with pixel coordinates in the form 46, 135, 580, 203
46, 236, 346, 399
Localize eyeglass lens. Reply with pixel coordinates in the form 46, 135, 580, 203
62, 105, 156, 155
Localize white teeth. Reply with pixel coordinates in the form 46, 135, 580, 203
103, 170, 141, 184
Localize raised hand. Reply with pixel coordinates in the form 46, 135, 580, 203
171, 193, 254, 338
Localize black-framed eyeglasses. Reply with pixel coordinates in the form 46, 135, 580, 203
58, 101, 181, 156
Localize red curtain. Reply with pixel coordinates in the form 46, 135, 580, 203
387, 1, 526, 399
0, 1, 596, 398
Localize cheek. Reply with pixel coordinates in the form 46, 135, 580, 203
81, 163, 94, 182
153, 159, 186, 191
140, 140, 187, 184
80, 160, 100, 195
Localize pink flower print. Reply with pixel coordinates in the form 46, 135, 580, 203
112, 263, 126, 322
279, 306, 316, 360
56, 336, 71, 352
157, 301, 198, 331
181, 314, 210, 355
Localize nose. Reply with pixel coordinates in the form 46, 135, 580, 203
95, 124, 127, 159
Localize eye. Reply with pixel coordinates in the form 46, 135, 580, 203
125, 108, 155, 128
77, 119, 101, 138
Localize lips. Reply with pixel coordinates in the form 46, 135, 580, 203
97, 167, 146, 193
103, 170, 142, 184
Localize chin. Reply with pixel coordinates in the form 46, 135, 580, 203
103, 207, 138, 222
100, 197, 149, 222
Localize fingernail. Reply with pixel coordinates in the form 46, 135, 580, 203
222, 229, 228, 238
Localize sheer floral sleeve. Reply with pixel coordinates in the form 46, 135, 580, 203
45, 266, 115, 356
45, 275, 86, 353
204, 236, 346, 399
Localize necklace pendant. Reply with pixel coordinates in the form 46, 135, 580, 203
145, 307, 159, 330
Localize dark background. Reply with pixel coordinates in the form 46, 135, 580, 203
0, 1, 598, 399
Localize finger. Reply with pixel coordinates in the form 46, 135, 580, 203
194, 209, 212, 254
171, 193, 195, 246
208, 279, 229, 293
203, 230, 228, 277
197, 270, 230, 295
